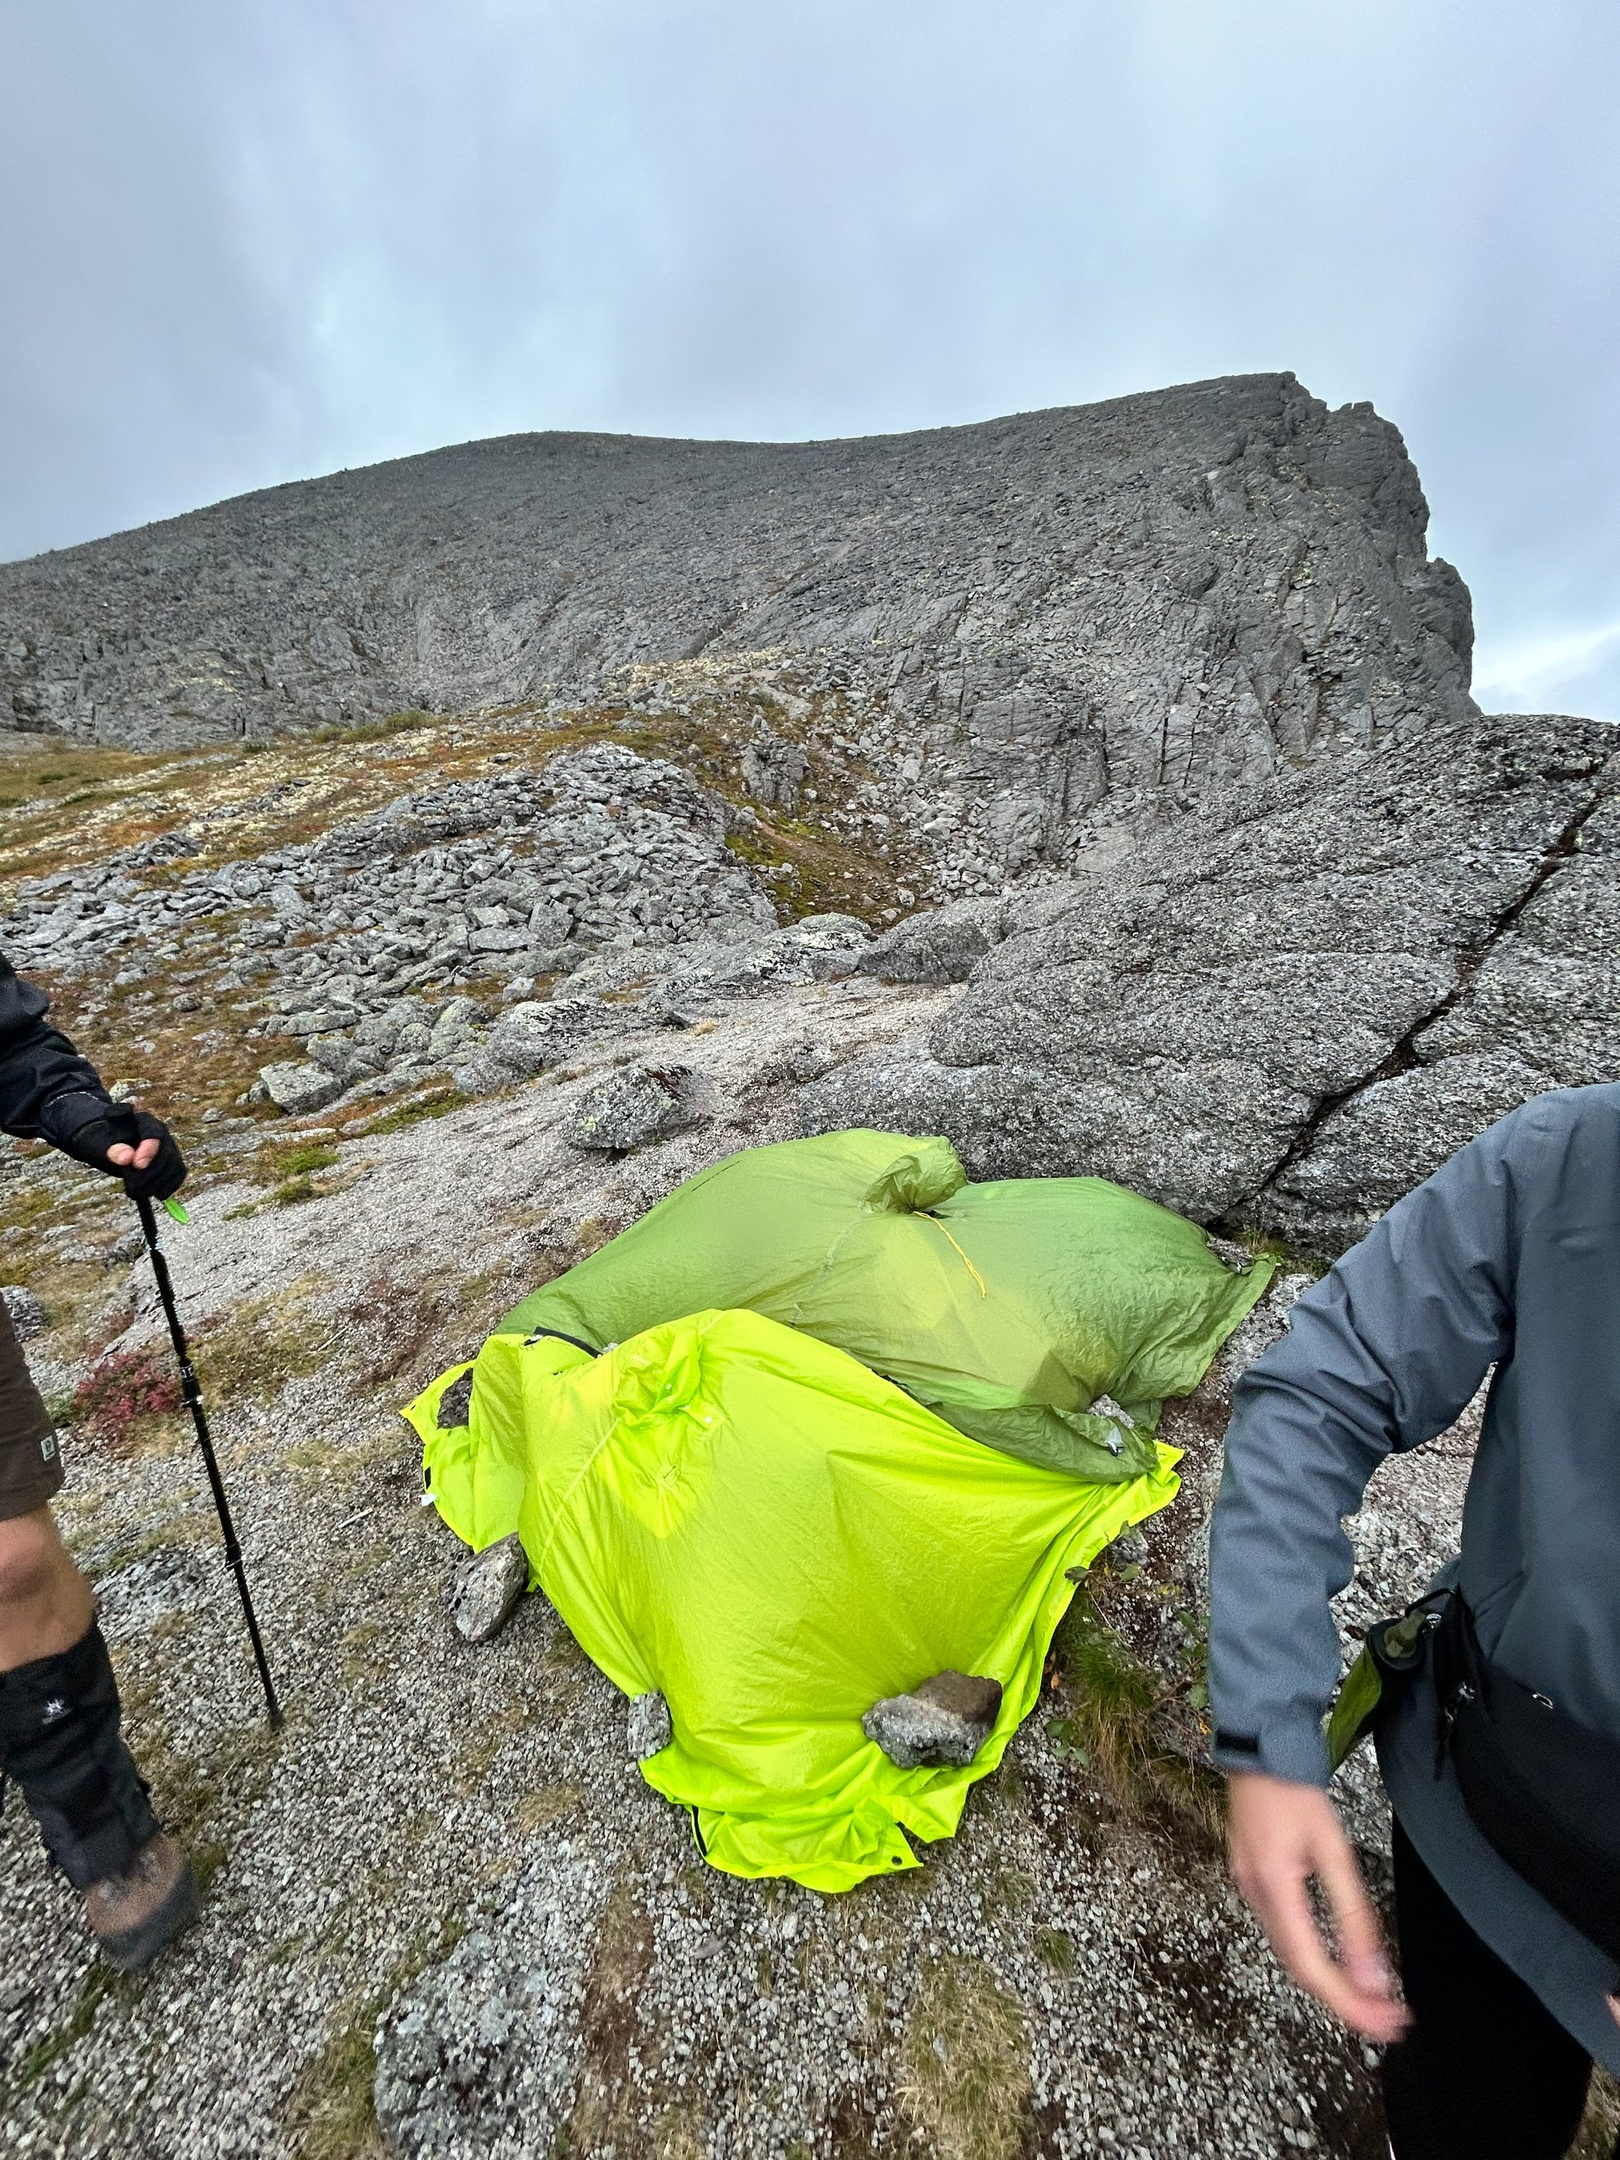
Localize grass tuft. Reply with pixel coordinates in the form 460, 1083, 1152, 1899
515, 1782, 583, 1834
361, 1089, 464, 1137
285, 1916, 466, 2160
192, 1283, 337, 1404
1573, 2071, 1620, 2158
307, 709, 438, 745
1047, 1587, 1223, 1845
0, 1966, 134, 2099
1223, 1224, 1333, 1278
67, 1503, 213, 1576
650, 2110, 708, 2159
270, 1174, 323, 1206
899, 1955, 1030, 2160
277, 1144, 341, 1177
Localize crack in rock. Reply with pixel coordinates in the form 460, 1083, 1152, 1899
800, 716, 1620, 1256
1226, 779, 1615, 1220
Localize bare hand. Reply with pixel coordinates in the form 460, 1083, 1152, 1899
104, 1137, 161, 1172
1228, 1772, 1411, 2043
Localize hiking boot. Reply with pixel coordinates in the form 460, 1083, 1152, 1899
84, 1833, 199, 1973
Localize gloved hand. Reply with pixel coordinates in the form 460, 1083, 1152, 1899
49, 1104, 188, 1201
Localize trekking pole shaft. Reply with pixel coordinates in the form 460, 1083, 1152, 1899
136, 1198, 284, 1730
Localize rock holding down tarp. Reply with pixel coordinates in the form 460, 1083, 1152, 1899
863, 1671, 1004, 1768
444, 1532, 529, 1645
405, 1307, 1179, 1891
627, 1691, 673, 1762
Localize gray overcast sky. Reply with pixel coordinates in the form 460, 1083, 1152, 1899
3, 2, 1617, 717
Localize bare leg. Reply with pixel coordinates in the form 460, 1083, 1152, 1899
0, 1503, 199, 1968
0, 1504, 96, 1671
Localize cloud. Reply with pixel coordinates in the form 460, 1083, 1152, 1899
1, 0, 1616, 717
1471, 620, 1620, 719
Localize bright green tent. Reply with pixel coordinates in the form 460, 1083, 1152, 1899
494, 1130, 1274, 1480
404, 1307, 1180, 1892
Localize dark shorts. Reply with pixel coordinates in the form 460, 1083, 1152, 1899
0, 1296, 63, 1520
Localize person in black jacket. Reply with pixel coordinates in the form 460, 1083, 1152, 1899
0, 952, 196, 1972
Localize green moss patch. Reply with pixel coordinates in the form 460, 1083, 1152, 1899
360, 1089, 464, 1137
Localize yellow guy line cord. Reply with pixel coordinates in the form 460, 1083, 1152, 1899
925, 1216, 988, 1298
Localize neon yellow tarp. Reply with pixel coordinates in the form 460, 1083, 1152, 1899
405, 1307, 1179, 1892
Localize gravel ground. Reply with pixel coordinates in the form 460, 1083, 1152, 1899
6, 1045, 1617, 2157
0, 1033, 1392, 2160
3, 724, 1613, 2159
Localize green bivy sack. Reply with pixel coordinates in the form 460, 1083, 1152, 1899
493, 1130, 1276, 1481
404, 1307, 1182, 1893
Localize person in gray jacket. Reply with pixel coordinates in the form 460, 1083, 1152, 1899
1209, 1083, 1620, 2160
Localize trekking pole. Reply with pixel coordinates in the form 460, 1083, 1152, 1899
135, 1195, 284, 1731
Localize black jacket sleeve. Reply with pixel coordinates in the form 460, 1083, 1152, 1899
0, 951, 120, 1145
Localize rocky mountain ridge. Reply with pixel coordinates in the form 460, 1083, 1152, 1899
2, 373, 1474, 874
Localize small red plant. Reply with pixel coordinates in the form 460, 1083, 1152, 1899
71, 1347, 183, 1449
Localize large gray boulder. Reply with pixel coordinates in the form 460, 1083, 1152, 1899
739, 730, 809, 812
858, 885, 1079, 985
257, 1060, 345, 1117
1, 375, 1473, 871
803, 714, 1620, 1255
453, 998, 614, 1096
565, 1062, 714, 1152
857, 896, 1008, 986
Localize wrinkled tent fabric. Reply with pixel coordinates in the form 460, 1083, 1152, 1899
494, 1130, 1275, 1480
404, 1308, 1180, 1892
407, 1133, 1265, 1887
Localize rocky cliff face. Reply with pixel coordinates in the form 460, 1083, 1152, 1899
1, 373, 1474, 873
804, 712, 1620, 1254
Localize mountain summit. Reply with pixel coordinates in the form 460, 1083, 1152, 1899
2, 373, 1473, 872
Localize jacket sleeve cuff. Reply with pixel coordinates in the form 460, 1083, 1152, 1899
35, 1087, 121, 1151
1212, 1717, 1331, 1787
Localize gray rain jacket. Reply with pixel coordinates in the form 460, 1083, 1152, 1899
1209, 1083, 1620, 2071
